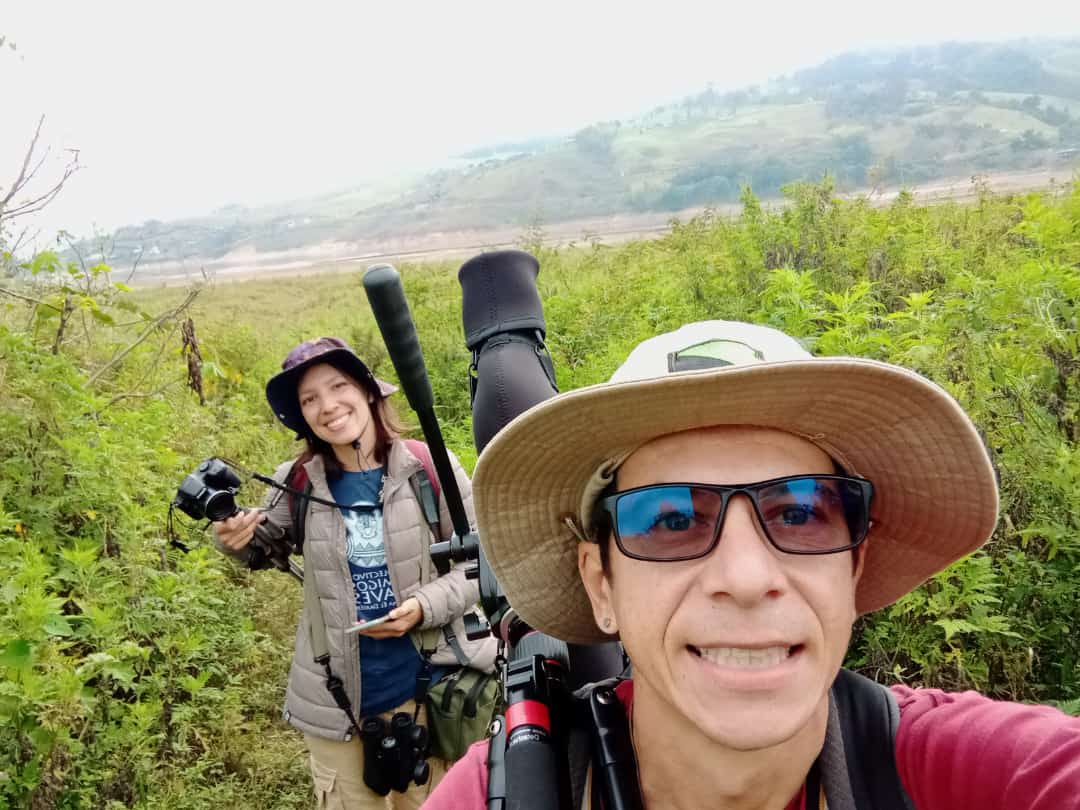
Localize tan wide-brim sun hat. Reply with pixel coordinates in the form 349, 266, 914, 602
472, 320, 1000, 645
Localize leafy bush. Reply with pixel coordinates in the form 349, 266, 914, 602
2, 177, 1079, 806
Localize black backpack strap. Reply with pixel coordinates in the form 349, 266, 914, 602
565, 678, 642, 810
412, 468, 441, 537
560, 670, 911, 810
823, 669, 916, 810
564, 681, 599, 810
403, 440, 443, 543
567, 721, 592, 810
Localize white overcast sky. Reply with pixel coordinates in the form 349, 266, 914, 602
4, 1, 1080, 242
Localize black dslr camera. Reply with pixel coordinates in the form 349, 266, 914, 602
172, 458, 295, 573
361, 712, 431, 796
173, 458, 242, 522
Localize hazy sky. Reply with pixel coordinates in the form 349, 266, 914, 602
4, 1, 1080, 243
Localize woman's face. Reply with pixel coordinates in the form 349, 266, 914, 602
297, 363, 375, 451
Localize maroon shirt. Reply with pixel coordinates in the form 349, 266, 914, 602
423, 679, 1080, 809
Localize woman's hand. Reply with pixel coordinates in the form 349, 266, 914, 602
212, 509, 264, 551
358, 597, 423, 638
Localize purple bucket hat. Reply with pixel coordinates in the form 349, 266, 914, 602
265, 336, 398, 435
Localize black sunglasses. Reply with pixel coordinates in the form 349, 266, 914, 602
595, 474, 874, 562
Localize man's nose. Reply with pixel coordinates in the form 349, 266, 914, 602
698, 494, 786, 607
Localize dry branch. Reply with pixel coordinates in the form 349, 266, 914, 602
124, 249, 143, 285
0, 115, 81, 226
0, 115, 44, 209
0, 285, 63, 310
87, 288, 201, 386
105, 378, 183, 409
51, 294, 75, 355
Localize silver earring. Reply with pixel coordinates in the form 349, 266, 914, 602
602, 618, 613, 629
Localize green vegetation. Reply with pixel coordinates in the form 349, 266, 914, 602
72, 38, 1080, 273
3, 177, 1080, 807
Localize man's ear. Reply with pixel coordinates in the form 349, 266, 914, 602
852, 540, 868, 583
578, 541, 618, 635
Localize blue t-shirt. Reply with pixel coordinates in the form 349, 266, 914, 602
330, 467, 423, 716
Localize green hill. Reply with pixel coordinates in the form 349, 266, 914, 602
76, 37, 1080, 270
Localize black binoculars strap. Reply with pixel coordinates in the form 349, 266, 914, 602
304, 551, 331, 663
303, 553, 363, 736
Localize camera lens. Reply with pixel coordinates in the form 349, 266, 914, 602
203, 491, 238, 522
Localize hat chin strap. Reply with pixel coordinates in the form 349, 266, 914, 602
347, 415, 378, 470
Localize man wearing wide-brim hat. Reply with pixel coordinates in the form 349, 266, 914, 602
424, 320, 1080, 809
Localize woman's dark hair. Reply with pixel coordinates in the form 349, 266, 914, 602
294, 363, 408, 480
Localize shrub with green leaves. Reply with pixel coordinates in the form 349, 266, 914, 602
2, 176, 1078, 807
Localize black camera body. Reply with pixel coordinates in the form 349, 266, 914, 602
361, 712, 431, 796
173, 458, 241, 522
172, 457, 295, 573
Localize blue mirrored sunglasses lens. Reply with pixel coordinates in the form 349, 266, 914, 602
614, 485, 721, 559
757, 478, 862, 551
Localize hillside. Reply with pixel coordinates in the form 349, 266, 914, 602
74, 37, 1080, 274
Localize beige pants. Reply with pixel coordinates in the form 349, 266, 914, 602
305, 699, 449, 810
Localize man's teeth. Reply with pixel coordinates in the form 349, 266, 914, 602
697, 646, 791, 668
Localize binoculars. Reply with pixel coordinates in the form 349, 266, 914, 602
361, 712, 431, 796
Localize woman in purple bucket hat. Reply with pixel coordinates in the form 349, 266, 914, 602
213, 336, 495, 809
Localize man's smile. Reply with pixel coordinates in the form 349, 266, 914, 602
690, 643, 802, 669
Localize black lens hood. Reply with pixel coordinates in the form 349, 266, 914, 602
459, 250, 546, 350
